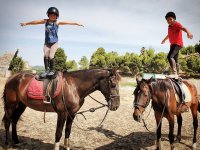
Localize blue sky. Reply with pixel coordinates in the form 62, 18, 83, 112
0, 0, 200, 66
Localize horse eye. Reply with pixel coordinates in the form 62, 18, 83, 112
111, 82, 116, 87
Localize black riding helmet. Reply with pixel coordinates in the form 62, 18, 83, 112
47, 7, 59, 18
165, 12, 176, 20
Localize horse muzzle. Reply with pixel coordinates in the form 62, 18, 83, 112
108, 96, 120, 111
133, 108, 142, 122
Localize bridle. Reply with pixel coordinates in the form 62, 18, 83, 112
62, 73, 120, 131
133, 81, 167, 132
106, 75, 120, 105
134, 90, 151, 110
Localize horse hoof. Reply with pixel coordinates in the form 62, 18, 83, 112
170, 144, 174, 150
175, 137, 181, 143
54, 142, 60, 150
13, 142, 23, 146
13, 139, 20, 145
5, 142, 11, 149
5, 141, 9, 146
192, 143, 197, 150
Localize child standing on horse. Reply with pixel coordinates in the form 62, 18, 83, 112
161, 12, 193, 78
20, 7, 84, 79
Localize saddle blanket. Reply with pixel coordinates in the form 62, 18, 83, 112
27, 73, 62, 100
175, 82, 191, 103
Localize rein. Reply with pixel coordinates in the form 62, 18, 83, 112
76, 95, 109, 123
60, 74, 118, 131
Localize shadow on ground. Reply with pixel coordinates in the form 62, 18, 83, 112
0, 129, 55, 150
0, 127, 192, 150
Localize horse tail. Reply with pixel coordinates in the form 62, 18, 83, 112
2, 86, 6, 106
1, 87, 7, 126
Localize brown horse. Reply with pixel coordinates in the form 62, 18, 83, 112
2, 68, 121, 150
133, 77, 200, 150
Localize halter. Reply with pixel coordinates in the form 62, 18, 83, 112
133, 81, 167, 132
134, 91, 151, 109
106, 75, 120, 103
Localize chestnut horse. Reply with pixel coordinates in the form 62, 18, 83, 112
2, 69, 121, 150
133, 77, 200, 150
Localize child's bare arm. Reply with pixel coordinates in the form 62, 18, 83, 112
20, 19, 46, 27
161, 35, 169, 44
57, 21, 84, 27
182, 27, 193, 39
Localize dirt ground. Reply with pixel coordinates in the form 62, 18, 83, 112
0, 77, 200, 150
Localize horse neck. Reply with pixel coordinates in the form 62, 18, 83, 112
151, 79, 171, 107
151, 79, 181, 114
67, 69, 109, 99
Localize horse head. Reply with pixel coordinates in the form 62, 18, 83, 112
98, 69, 121, 111
133, 76, 153, 122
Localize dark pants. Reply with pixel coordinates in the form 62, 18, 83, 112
167, 44, 182, 74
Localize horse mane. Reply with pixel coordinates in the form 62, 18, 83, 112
150, 79, 171, 92
63, 68, 121, 81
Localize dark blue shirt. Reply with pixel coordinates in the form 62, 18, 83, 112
45, 20, 58, 43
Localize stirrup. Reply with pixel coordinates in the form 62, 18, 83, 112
43, 96, 51, 104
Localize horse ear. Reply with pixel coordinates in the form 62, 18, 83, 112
136, 74, 142, 84
110, 68, 121, 81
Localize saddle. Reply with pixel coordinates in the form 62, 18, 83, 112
27, 72, 62, 104
169, 78, 186, 103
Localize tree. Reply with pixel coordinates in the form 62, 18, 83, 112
129, 53, 142, 75
186, 56, 200, 73
54, 48, 67, 71
105, 51, 119, 68
79, 56, 89, 69
181, 45, 196, 55
194, 40, 200, 54
139, 48, 155, 72
9, 56, 24, 73
89, 47, 107, 68
151, 52, 168, 73
66, 60, 78, 71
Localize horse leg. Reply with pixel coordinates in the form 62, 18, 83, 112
3, 113, 11, 146
3, 103, 16, 146
167, 114, 175, 150
176, 114, 182, 142
11, 102, 26, 145
155, 112, 162, 150
54, 112, 66, 150
64, 115, 75, 150
190, 105, 198, 149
